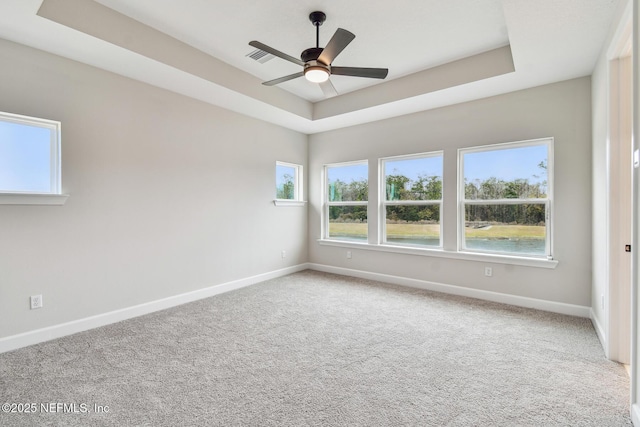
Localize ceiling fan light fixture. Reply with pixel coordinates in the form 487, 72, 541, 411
304, 65, 330, 83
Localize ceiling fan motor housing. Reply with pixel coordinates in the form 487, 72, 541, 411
302, 47, 330, 75
301, 47, 324, 63
304, 60, 330, 74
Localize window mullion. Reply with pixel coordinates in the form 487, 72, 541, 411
463, 198, 547, 205
384, 200, 441, 206
328, 201, 368, 207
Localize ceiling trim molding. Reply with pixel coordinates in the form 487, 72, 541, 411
314, 45, 515, 120
37, 0, 313, 120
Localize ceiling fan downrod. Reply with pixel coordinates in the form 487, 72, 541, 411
309, 11, 326, 49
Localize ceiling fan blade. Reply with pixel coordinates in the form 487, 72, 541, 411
318, 28, 355, 65
249, 41, 304, 66
262, 71, 304, 86
331, 67, 389, 79
319, 79, 338, 98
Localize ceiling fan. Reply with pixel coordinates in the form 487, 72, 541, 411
249, 11, 388, 97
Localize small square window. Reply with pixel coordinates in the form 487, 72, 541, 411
0, 111, 67, 205
0, 112, 61, 194
274, 161, 304, 206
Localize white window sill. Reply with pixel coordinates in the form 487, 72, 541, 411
273, 200, 307, 207
317, 239, 558, 269
0, 193, 69, 205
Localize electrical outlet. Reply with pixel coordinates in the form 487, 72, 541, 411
484, 267, 492, 277
347, 251, 352, 259
30, 294, 43, 310
281, 250, 286, 259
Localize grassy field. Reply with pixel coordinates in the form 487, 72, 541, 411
329, 222, 545, 240
465, 225, 544, 239
387, 223, 439, 238
329, 222, 368, 238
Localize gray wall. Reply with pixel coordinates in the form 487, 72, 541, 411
0, 39, 308, 339
0, 35, 594, 341
309, 77, 592, 307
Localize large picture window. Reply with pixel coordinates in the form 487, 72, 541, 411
324, 161, 368, 242
381, 152, 443, 247
459, 138, 553, 258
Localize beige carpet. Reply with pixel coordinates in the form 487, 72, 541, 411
0, 270, 631, 426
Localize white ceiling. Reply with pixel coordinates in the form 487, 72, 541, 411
0, 0, 622, 134
94, 0, 510, 102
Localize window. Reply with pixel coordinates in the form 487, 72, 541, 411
274, 161, 303, 206
0, 112, 61, 194
459, 138, 552, 258
381, 152, 443, 247
0, 111, 67, 205
318, 138, 556, 268
324, 161, 368, 242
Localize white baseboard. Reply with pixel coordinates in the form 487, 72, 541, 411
590, 308, 608, 356
1, 262, 592, 354
308, 263, 591, 318
0, 264, 310, 354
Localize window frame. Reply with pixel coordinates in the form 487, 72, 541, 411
323, 160, 369, 242
379, 151, 444, 249
457, 137, 554, 259
0, 111, 67, 205
274, 161, 304, 207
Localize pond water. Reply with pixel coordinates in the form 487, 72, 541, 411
386, 237, 545, 255
464, 238, 545, 255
